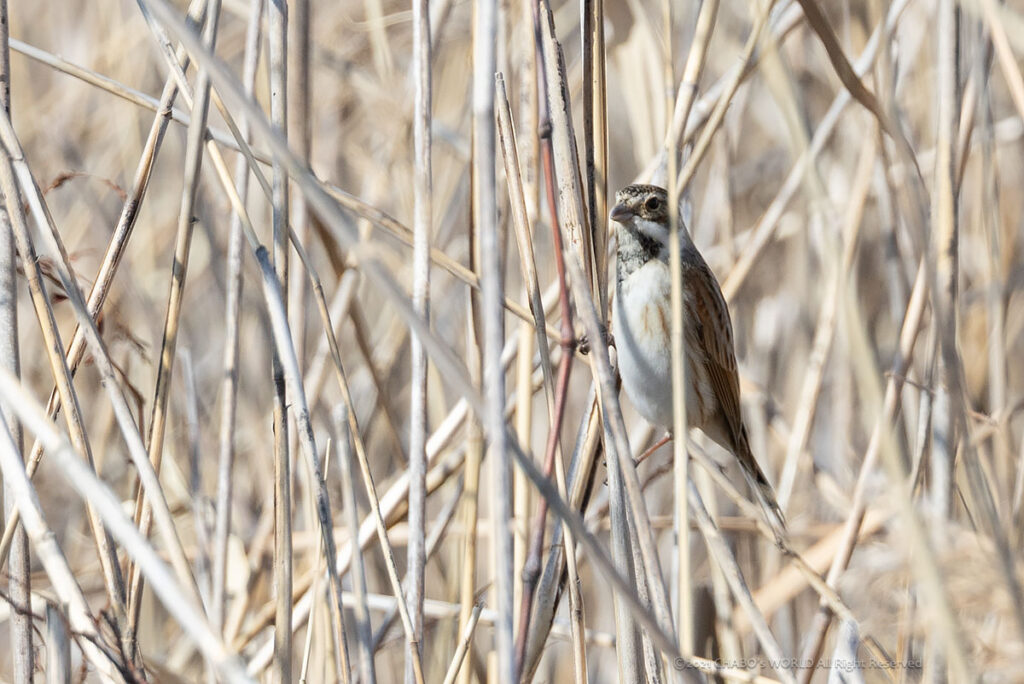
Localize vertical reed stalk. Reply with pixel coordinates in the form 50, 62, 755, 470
473, 1, 512, 679
268, 0, 292, 678
0, 2, 30, 678
212, 0, 263, 637
407, 0, 432, 680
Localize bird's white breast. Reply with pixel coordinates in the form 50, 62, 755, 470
613, 259, 711, 431
613, 260, 675, 428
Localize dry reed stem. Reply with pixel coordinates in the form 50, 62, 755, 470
45, 601, 71, 684
406, 0, 432, 679
664, 0, 719, 663
266, 0, 293, 677
336, 407, 377, 683
212, 0, 263, 637
125, 0, 223, 653
0, 1, 30, 676
7, 38, 267, 160
0, 368, 250, 683
441, 602, 483, 684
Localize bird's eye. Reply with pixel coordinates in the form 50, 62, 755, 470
645, 197, 661, 211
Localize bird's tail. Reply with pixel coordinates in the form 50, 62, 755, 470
736, 428, 786, 541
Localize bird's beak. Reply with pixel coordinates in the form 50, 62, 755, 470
610, 203, 633, 223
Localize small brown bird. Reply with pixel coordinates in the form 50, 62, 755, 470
610, 183, 785, 534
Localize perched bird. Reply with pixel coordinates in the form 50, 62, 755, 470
609, 183, 785, 535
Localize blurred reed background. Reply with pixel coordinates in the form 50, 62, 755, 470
0, 0, 1022, 682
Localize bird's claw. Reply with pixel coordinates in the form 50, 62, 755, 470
578, 328, 614, 356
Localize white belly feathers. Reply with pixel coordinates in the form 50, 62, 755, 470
613, 259, 712, 431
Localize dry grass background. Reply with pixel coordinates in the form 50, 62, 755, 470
0, 0, 1022, 682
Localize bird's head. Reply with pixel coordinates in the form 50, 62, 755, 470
609, 184, 672, 247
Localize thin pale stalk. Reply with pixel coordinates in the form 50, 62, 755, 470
212, 0, 263, 636
46, 603, 70, 684
582, 0, 609, 318
663, 16, 721, 657
442, 603, 483, 684
457, 301, 483, 684
335, 406, 377, 683
287, 0, 310, 383
0, 1, 30, 677
407, 0, 432, 680
298, 502, 325, 684
472, 1, 513, 681
266, 0, 292, 678
371, 476, 465, 650
929, 0, 958, 521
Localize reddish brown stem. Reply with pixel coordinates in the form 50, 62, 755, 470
512, 2, 579, 676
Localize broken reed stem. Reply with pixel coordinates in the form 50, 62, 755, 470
928, 0, 959, 523
407, 0, 432, 679
497, 69, 588, 682
457, 266, 484, 684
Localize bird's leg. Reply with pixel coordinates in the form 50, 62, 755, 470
602, 432, 672, 485
635, 432, 672, 467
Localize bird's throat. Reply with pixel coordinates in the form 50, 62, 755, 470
616, 224, 663, 283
